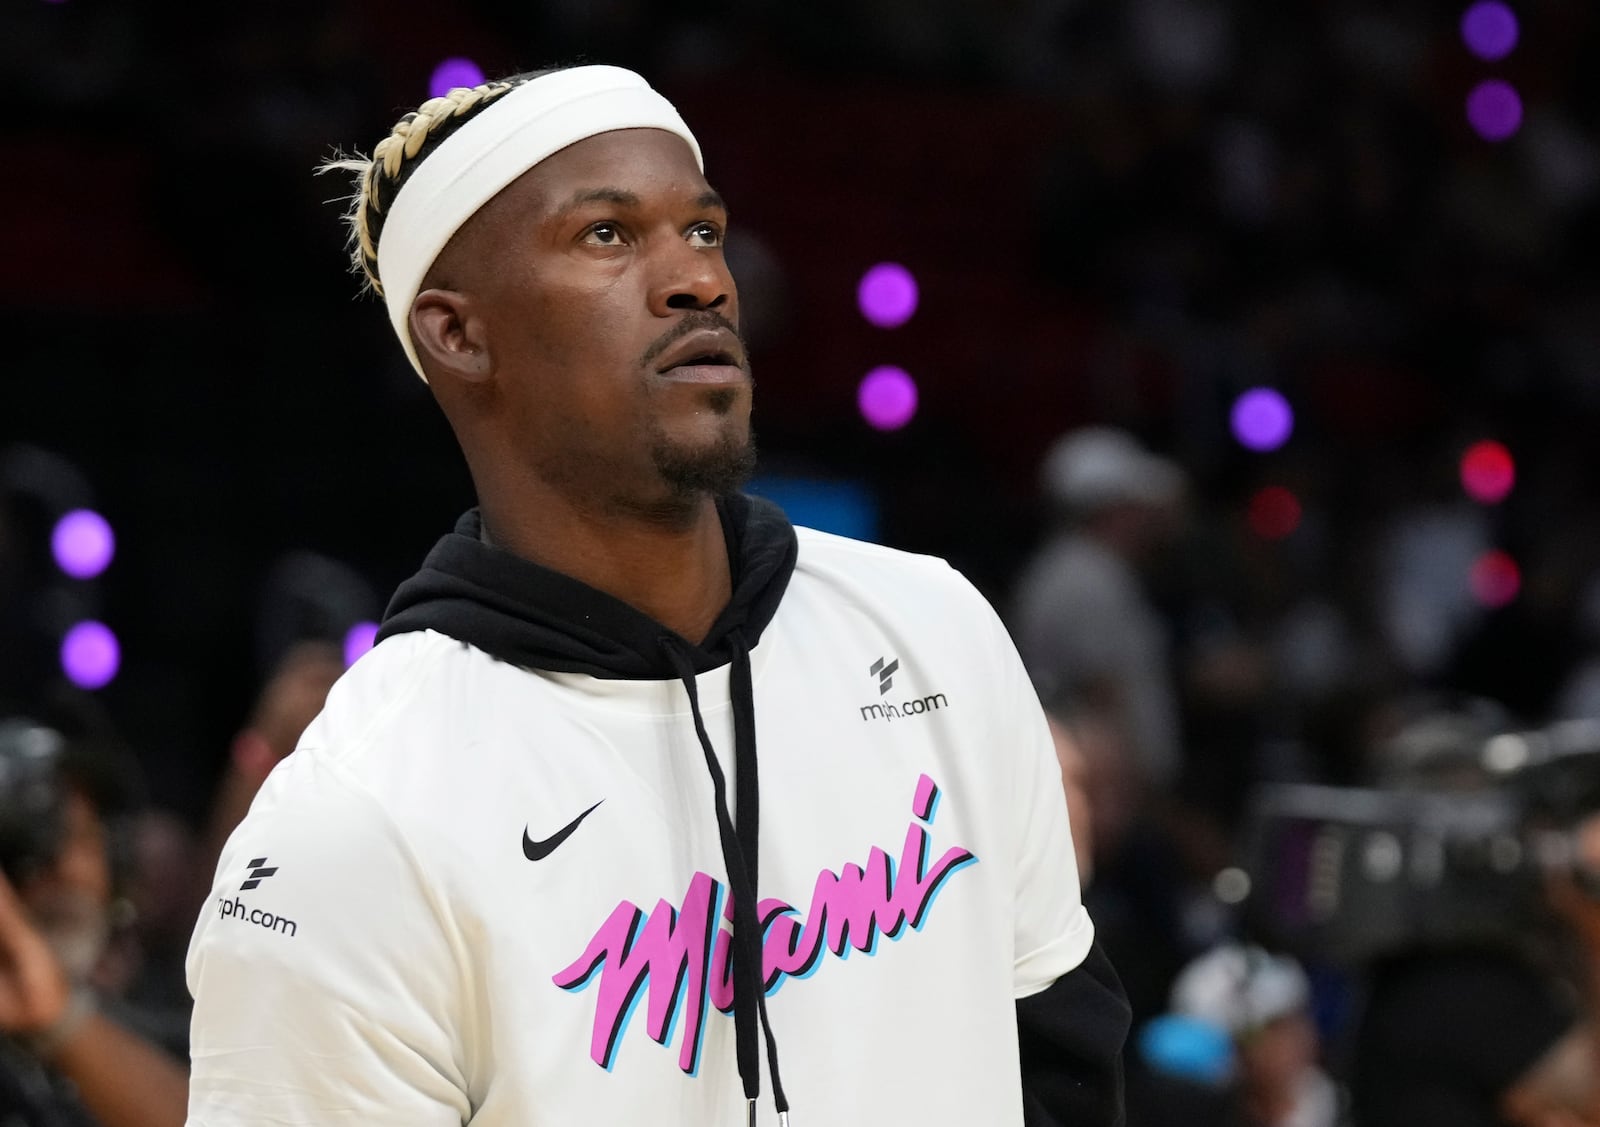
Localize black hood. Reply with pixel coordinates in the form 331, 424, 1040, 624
376, 492, 798, 676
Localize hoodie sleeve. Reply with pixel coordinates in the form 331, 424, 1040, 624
185, 751, 471, 1126
992, 595, 1132, 1126
1018, 940, 1131, 1127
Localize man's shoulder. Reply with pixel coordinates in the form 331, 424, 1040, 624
793, 525, 977, 599
303, 629, 482, 756
223, 638, 483, 895
274, 628, 517, 819
786, 527, 1011, 666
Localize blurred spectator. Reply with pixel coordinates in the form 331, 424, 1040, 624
1557, 572, 1600, 724
1015, 427, 1249, 1027
1130, 1009, 1239, 1126
0, 713, 185, 1127
185, 553, 374, 895
1378, 501, 1494, 682
196, 639, 343, 895
1012, 425, 1187, 787
1047, 712, 1096, 884
1051, 703, 1143, 878
1162, 943, 1341, 1127
107, 810, 197, 1056
1351, 942, 1582, 1127
1050, 699, 1196, 1026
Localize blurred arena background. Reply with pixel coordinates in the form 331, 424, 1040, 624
5, 2, 1600, 1118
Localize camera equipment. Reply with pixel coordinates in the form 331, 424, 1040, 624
0, 717, 71, 885
1241, 719, 1600, 964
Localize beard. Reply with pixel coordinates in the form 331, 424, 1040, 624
533, 371, 759, 526
650, 419, 758, 501
640, 380, 758, 515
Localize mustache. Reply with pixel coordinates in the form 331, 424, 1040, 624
638, 310, 747, 371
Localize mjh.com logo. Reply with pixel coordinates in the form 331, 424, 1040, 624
860, 656, 948, 723
216, 856, 299, 937
240, 858, 277, 890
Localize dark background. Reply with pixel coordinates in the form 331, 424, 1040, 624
4, 0, 1600, 832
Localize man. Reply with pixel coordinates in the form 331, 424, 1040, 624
1013, 431, 1198, 1025
1012, 425, 1186, 790
1165, 944, 1339, 1127
186, 65, 1129, 1125
195, 639, 344, 890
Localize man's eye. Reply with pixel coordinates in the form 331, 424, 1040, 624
687, 223, 723, 248
583, 223, 624, 246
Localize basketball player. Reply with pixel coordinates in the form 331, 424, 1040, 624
185, 65, 1129, 1125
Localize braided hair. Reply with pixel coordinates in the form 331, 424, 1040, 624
321, 69, 563, 296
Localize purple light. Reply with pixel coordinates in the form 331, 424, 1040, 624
1467, 79, 1524, 142
858, 366, 919, 431
429, 57, 485, 99
857, 263, 919, 328
344, 621, 380, 667
60, 621, 119, 690
1230, 387, 1294, 452
50, 509, 114, 580
1461, 1, 1519, 61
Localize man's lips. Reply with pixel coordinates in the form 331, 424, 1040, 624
657, 361, 748, 385
650, 325, 746, 378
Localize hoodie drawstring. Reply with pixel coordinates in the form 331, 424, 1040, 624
660, 634, 789, 1125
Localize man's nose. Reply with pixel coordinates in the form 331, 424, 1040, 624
650, 242, 734, 317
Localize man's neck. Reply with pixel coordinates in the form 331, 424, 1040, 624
478, 492, 733, 645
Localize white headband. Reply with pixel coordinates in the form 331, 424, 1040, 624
376, 65, 703, 379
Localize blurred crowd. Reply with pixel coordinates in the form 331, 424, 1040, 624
1010, 425, 1600, 1125
6, 0, 1600, 1124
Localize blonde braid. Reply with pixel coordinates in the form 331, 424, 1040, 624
319, 77, 528, 296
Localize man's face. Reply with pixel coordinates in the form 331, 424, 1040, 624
444, 127, 754, 515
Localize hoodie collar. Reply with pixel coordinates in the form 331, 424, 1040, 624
375, 492, 798, 676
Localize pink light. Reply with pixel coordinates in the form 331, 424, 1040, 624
1248, 486, 1302, 540
857, 263, 919, 328
430, 57, 485, 99
51, 509, 114, 579
344, 621, 380, 667
1470, 550, 1521, 608
858, 366, 919, 431
1467, 79, 1523, 142
1460, 440, 1515, 504
60, 621, 120, 690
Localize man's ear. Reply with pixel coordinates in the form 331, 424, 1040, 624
411, 289, 492, 384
